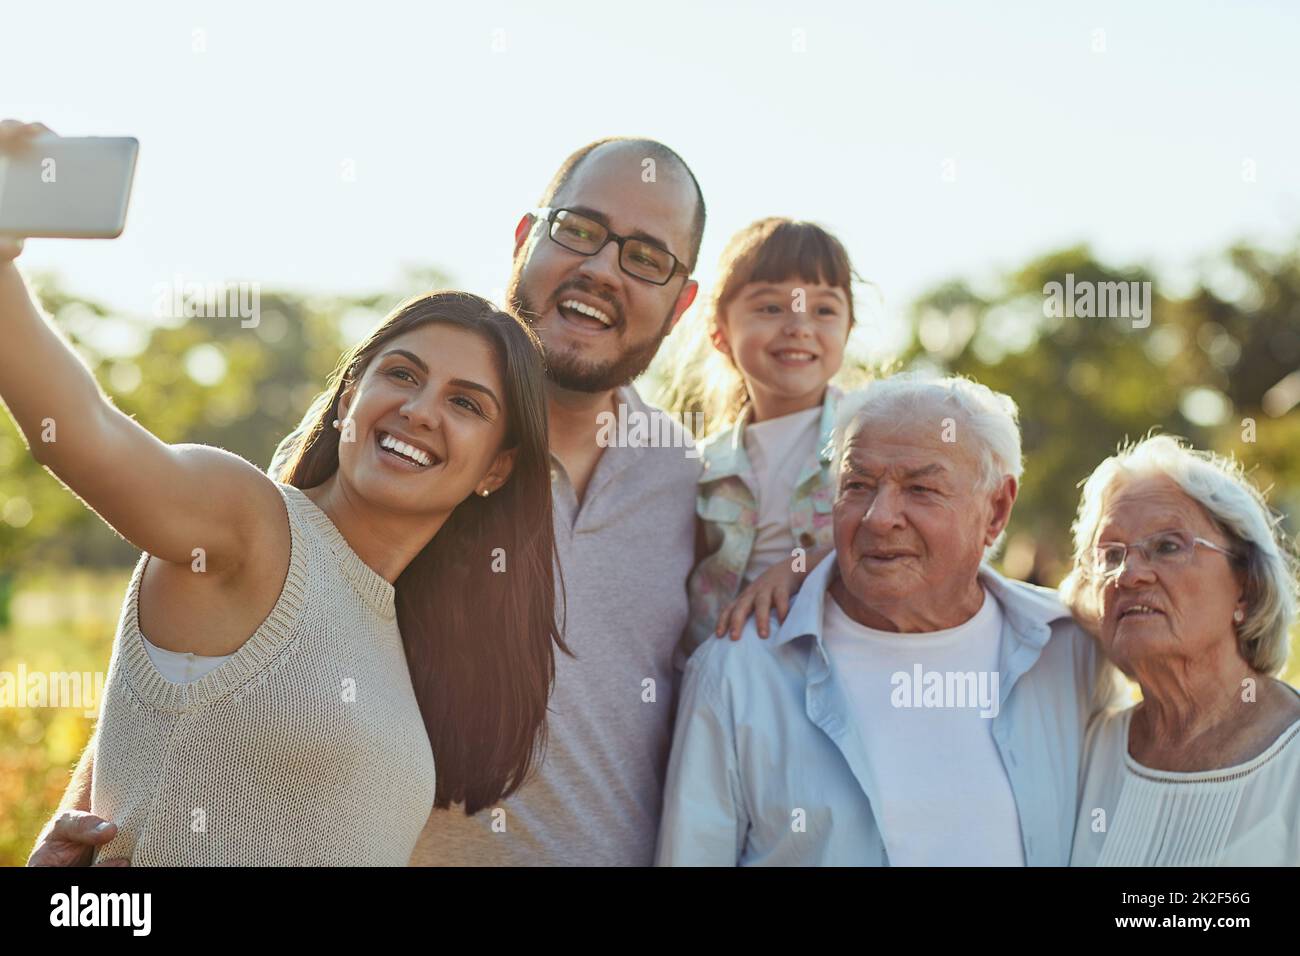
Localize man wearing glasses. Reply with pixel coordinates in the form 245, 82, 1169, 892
29, 138, 707, 868
410, 138, 706, 865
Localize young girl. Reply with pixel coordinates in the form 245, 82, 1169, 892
670, 217, 863, 659
3, 121, 565, 866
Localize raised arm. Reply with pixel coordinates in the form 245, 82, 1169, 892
0, 122, 279, 580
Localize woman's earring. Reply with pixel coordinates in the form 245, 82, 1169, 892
332, 418, 341, 431
1233, 608, 1245, 624
480, 488, 490, 498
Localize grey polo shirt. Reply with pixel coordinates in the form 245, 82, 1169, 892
408, 383, 699, 865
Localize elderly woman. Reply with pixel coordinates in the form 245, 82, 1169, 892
1063, 435, 1300, 866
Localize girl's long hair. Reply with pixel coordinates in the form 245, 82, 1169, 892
274, 290, 566, 815
658, 217, 867, 435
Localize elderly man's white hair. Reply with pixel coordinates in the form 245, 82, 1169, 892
1061, 434, 1298, 675
830, 372, 1024, 556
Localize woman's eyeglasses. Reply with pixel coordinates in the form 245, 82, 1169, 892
1091, 530, 1240, 578
534, 207, 689, 286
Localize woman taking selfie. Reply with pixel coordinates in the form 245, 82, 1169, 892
2, 121, 565, 865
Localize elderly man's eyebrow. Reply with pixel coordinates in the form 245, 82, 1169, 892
902, 463, 948, 480
564, 204, 674, 253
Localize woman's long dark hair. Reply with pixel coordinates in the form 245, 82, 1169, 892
274, 290, 566, 815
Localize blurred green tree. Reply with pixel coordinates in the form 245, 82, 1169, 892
898, 242, 1300, 585
0, 266, 450, 620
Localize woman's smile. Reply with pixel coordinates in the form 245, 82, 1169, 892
374, 429, 441, 470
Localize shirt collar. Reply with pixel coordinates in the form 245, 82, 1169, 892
698, 404, 754, 482
773, 552, 1072, 649
615, 381, 651, 417
977, 564, 1072, 647
773, 549, 840, 647
797, 385, 841, 488
701, 385, 842, 483
814, 384, 841, 464
548, 382, 653, 476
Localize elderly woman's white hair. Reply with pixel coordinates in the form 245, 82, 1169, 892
1060, 434, 1299, 675
831, 372, 1024, 555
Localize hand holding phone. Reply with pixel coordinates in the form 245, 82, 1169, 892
0, 120, 138, 245
0, 121, 47, 259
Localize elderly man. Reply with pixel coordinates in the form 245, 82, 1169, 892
655, 374, 1120, 866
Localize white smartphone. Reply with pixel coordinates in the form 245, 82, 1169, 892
0, 135, 139, 239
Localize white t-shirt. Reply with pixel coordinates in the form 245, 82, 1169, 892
742, 406, 822, 584
822, 586, 1027, 866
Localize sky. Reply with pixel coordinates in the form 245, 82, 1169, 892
5, 0, 1299, 361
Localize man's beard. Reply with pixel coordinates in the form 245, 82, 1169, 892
508, 268, 676, 394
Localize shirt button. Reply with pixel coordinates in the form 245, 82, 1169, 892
799, 532, 815, 548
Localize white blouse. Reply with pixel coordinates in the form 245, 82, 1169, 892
1071, 702, 1300, 866
140, 632, 232, 684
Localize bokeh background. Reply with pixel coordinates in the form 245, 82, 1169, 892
3, 0, 1298, 864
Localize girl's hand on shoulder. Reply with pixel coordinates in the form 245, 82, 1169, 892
715, 556, 798, 641
714, 545, 833, 641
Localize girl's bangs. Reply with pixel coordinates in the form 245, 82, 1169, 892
726, 222, 855, 299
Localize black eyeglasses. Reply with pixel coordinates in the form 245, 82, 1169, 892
534, 207, 689, 286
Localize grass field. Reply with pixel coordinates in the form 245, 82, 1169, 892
0, 569, 130, 866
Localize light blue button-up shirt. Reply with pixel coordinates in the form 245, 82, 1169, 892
656, 551, 1121, 866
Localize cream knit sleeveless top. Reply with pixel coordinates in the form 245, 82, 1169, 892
90, 482, 437, 866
